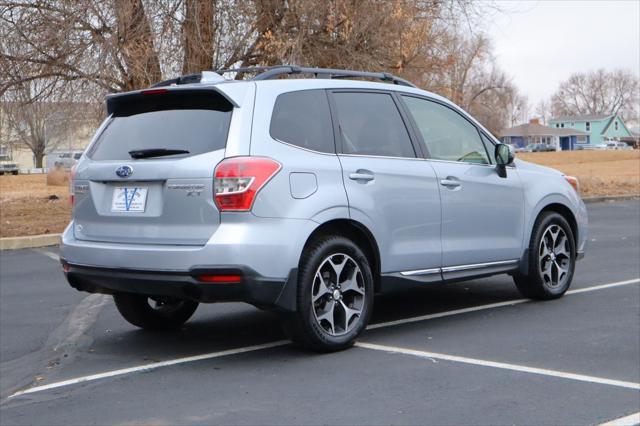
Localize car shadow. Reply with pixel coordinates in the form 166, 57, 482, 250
84, 276, 522, 363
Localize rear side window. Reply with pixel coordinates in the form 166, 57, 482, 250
331, 92, 415, 158
270, 90, 335, 153
90, 91, 232, 161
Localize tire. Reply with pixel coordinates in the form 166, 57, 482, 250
514, 211, 576, 300
281, 235, 374, 352
11, 170, 18, 175
113, 293, 198, 330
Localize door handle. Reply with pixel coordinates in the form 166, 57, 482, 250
349, 171, 374, 182
440, 178, 461, 189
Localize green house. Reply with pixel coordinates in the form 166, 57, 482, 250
548, 114, 634, 148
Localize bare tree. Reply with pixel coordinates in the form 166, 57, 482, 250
550, 69, 639, 121
182, 0, 215, 74
0, 0, 167, 94
535, 99, 552, 125
115, 0, 162, 90
3, 82, 54, 168
0, 0, 513, 137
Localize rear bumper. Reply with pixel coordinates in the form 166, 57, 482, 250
62, 259, 298, 311
60, 215, 316, 279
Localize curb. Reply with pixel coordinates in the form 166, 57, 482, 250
582, 195, 639, 204
0, 234, 61, 251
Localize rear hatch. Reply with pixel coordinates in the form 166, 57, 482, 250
72, 88, 233, 245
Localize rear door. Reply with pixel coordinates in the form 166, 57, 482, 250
400, 95, 524, 272
329, 90, 442, 278
72, 88, 235, 245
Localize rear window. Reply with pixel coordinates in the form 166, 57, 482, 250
90, 91, 232, 161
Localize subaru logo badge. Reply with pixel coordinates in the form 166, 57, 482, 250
115, 165, 133, 178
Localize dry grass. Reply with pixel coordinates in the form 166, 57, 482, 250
46, 167, 71, 186
519, 150, 639, 197
0, 174, 71, 238
0, 151, 638, 237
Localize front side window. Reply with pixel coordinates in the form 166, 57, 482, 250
331, 92, 415, 158
270, 90, 335, 153
401, 96, 489, 165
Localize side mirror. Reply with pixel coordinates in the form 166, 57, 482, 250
495, 143, 515, 178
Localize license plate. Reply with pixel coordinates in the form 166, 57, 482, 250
111, 187, 148, 212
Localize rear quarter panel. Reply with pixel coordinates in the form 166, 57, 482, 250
247, 83, 349, 222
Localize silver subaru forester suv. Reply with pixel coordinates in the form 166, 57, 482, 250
61, 66, 588, 352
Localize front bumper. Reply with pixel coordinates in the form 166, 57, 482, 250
62, 259, 298, 311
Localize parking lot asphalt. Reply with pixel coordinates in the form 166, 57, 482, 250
0, 200, 638, 425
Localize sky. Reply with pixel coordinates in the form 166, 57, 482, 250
484, 0, 640, 110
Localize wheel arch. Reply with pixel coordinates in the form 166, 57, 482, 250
302, 219, 382, 293
532, 202, 579, 247
539, 203, 579, 244
519, 197, 579, 276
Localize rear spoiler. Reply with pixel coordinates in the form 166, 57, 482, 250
105, 86, 238, 116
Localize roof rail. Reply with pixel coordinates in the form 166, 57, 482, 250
216, 65, 417, 88
150, 65, 417, 88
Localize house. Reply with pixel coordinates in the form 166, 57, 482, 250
499, 119, 589, 151
548, 113, 634, 147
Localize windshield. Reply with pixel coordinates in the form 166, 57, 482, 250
89, 109, 232, 161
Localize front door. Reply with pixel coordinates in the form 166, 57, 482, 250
329, 90, 442, 278
399, 95, 525, 275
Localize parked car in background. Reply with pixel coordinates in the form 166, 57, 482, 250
54, 152, 83, 169
61, 66, 588, 352
0, 155, 19, 175
530, 143, 555, 152
579, 143, 608, 151
514, 145, 532, 153
605, 141, 631, 150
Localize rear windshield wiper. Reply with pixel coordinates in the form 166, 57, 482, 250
128, 148, 190, 159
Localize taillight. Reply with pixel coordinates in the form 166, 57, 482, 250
69, 165, 77, 206
564, 175, 580, 194
214, 157, 281, 211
